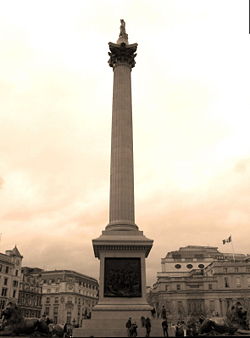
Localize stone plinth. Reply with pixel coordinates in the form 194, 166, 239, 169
73, 230, 153, 337
92, 230, 153, 312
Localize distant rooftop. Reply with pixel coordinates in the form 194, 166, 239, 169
0, 245, 23, 263
165, 245, 220, 259
164, 245, 248, 261
33, 269, 98, 283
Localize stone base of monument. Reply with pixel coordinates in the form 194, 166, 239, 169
73, 317, 164, 337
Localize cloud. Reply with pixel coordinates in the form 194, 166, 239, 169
0, 0, 250, 289
234, 158, 250, 173
0, 177, 4, 188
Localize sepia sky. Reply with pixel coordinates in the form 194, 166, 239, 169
0, 0, 249, 286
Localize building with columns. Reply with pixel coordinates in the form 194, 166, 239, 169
0, 246, 23, 310
148, 246, 250, 322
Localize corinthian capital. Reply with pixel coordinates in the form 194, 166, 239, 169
108, 42, 138, 69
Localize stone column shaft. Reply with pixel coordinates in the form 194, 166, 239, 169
105, 42, 138, 231
109, 63, 135, 226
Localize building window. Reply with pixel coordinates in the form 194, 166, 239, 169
247, 277, 250, 287
165, 285, 168, 291
55, 297, 59, 304
45, 307, 50, 315
4, 278, 8, 286
187, 264, 193, 269
177, 301, 183, 314
46, 297, 50, 303
66, 311, 72, 324
176, 284, 181, 290
224, 277, 229, 288
13, 290, 16, 298
53, 306, 58, 322
47, 289, 51, 293
223, 268, 228, 273
13, 280, 18, 287
208, 283, 213, 290
236, 277, 241, 287
175, 264, 181, 269
15, 270, 18, 276
1, 288, 7, 297
198, 264, 205, 269
235, 267, 239, 272
246, 267, 250, 273
5, 266, 9, 274
0, 264, 2, 272
209, 300, 215, 312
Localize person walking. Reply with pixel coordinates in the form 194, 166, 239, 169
162, 318, 169, 337
145, 317, 151, 337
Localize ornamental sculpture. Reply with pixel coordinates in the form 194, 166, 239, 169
117, 19, 128, 45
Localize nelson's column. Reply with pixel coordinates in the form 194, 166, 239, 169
74, 20, 153, 337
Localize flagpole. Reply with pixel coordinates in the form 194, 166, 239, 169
230, 235, 236, 262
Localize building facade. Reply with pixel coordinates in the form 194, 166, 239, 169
0, 246, 23, 310
33, 270, 98, 325
18, 267, 43, 318
148, 246, 250, 322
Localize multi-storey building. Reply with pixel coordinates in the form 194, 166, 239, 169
18, 267, 43, 318
148, 246, 250, 322
31, 270, 99, 325
160, 245, 245, 276
0, 246, 23, 310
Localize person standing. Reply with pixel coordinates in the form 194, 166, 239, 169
130, 321, 138, 337
141, 316, 146, 327
145, 317, 151, 337
162, 319, 169, 337
126, 317, 132, 337
176, 321, 184, 337
161, 306, 167, 319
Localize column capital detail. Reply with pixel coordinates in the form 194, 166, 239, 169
108, 42, 137, 69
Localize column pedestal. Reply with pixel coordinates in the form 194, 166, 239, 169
73, 230, 153, 337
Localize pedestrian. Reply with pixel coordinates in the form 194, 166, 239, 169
63, 322, 73, 338
176, 321, 184, 336
145, 317, 151, 337
141, 316, 146, 327
126, 317, 132, 337
130, 321, 138, 337
161, 306, 166, 319
162, 318, 168, 337
151, 308, 156, 318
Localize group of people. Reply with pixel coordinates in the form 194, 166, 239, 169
125, 305, 201, 337
126, 316, 151, 337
